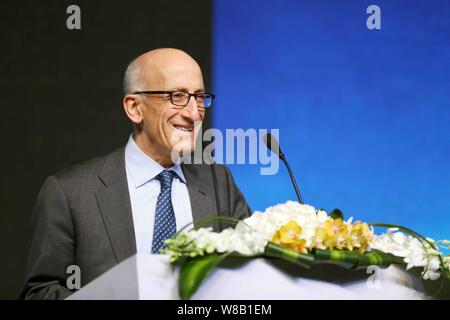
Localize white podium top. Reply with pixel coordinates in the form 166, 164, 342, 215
68, 254, 428, 300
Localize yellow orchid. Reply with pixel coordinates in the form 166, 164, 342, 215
272, 220, 308, 253
271, 217, 375, 254
322, 218, 350, 250
346, 221, 374, 254
310, 227, 327, 250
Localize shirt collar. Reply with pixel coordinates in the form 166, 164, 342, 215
124, 134, 186, 188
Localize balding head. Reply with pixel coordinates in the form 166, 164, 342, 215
123, 48, 203, 95
122, 48, 207, 167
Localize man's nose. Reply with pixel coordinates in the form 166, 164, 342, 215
183, 96, 203, 121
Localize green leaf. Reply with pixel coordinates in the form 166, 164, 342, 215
313, 249, 359, 269
178, 253, 229, 299
330, 208, 344, 220
264, 242, 315, 268
175, 215, 242, 237
313, 248, 404, 270
353, 250, 401, 269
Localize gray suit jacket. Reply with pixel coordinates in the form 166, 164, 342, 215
21, 147, 251, 299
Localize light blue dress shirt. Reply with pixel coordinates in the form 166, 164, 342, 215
124, 134, 193, 254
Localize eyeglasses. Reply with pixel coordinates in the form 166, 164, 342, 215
133, 90, 215, 108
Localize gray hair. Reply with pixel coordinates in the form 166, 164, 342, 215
123, 58, 143, 95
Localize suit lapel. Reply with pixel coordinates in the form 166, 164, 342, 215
96, 147, 136, 263
94, 150, 218, 261
182, 164, 217, 228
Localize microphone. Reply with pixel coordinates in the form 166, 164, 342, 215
263, 133, 304, 204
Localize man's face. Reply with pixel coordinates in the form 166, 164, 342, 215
138, 58, 205, 162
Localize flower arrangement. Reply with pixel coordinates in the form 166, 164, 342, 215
163, 201, 450, 299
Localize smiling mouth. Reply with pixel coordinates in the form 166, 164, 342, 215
173, 125, 194, 133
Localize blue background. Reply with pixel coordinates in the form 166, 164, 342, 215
212, 0, 450, 241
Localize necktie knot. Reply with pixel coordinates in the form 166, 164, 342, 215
157, 170, 176, 189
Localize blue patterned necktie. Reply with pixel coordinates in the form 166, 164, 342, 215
151, 170, 177, 254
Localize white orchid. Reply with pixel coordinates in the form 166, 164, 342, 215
371, 229, 448, 280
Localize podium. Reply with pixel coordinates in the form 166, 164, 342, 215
66, 254, 448, 300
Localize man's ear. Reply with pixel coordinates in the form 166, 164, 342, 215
123, 94, 143, 125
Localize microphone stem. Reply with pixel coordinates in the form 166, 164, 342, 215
280, 154, 304, 204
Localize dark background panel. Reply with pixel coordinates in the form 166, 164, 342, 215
0, 0, 212, 299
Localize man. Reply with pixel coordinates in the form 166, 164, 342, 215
21, 48, 251, 299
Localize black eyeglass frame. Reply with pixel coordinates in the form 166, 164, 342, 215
132, 90, 215, 108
